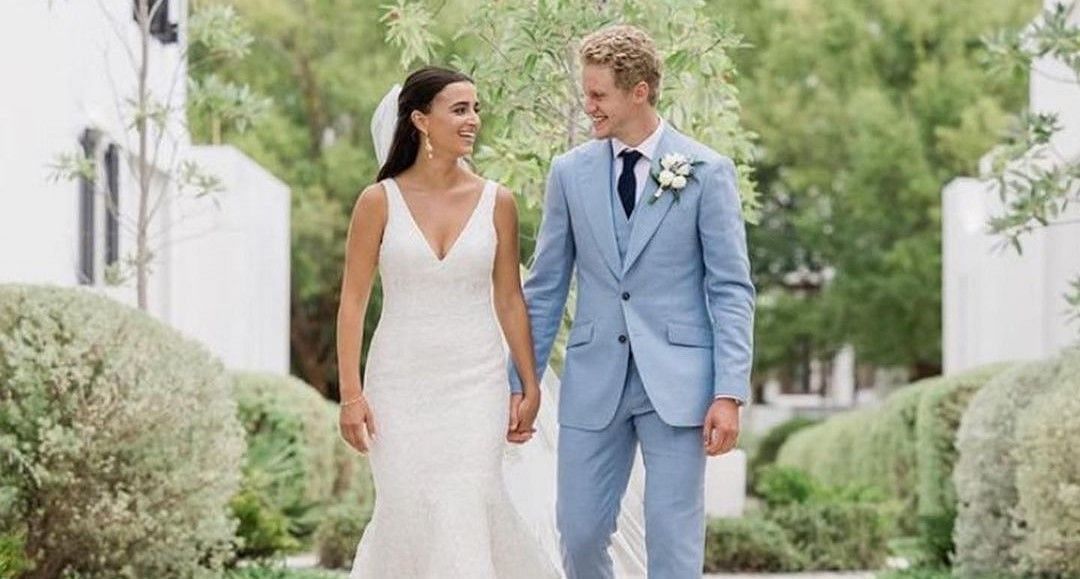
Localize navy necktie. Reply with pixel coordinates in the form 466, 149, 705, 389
617, 149, 643, 218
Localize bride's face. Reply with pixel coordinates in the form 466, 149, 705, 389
413, 81, 481, 159
582, 64, 637, 141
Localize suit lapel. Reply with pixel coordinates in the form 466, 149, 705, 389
622, 125, 677, 275
578, 142, 622, 278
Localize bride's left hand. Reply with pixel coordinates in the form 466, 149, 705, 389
507, 391, 539, 444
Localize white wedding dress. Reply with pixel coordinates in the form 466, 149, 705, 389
348, 177, 561, 578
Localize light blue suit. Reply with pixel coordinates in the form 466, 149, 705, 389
510, 123, 755, 578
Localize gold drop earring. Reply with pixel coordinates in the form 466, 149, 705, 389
423, 133, 434, 160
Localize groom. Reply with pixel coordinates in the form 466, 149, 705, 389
509, 25, 755, 578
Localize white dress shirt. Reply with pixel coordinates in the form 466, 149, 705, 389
611, 117, 665, 203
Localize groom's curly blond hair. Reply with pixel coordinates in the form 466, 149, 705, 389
579, 25, 662, 106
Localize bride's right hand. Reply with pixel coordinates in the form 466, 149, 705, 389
340, 394, 376, 454
507, 389, 540, 445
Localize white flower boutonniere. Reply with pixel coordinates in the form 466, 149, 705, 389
649, 153, 701, 204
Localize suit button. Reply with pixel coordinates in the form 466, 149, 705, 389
621, 292, 630, 300
618, 335, 628, 344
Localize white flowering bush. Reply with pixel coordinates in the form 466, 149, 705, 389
1012, 346, 1080, 576
0, 284, 244, 578
952, 361, 1052, 575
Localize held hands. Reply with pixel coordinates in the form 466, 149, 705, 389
340, 394, 377, 454
703, 397, 740, 456
507, 387, 540, 444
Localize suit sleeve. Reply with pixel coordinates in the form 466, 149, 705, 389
508, 159, 576, 393
698, 157, 756, 403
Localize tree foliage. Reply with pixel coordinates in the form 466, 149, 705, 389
724, 0, 1037, 375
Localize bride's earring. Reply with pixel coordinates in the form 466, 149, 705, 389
424, 133, 434, 160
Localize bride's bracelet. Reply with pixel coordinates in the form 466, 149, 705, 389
341, 394, 365, 407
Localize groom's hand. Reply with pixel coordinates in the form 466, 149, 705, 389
704, 398, 740, 456
507, 392, 538, 444
507, 393, 531, 444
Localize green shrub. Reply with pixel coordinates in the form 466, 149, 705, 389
221, 566, 345, 579
754, 465, 820, 507
1013, 346, 1080, 576
775, 410, 872, 489
756, 465, 887, 511
313, 500, 371, 569
778, 380, 930, 533
914, 364, 1008, 566
864, 380, 937, 534
876, 569, 955, 579
0, 284, 244, 578
703, 516, 805, 572
748, 416, 819, 482
231, 372, 373, 552
0, 531, 30, 577
766, 501, 890, 571
953, 361, 1052, 575
878, 568, 1021, 579
230, 484, 301, 560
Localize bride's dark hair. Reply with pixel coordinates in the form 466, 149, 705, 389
376, 66, 474, 182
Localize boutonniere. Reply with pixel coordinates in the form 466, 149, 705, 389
649, 153, 701, 204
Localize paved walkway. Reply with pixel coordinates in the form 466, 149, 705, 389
288, 553, 880, 578
699, 570, 876, 574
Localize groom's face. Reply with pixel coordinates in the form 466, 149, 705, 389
582, 64, 635, 140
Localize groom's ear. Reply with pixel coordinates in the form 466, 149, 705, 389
631, 80, 651, 105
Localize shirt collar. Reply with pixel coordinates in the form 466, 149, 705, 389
611, 117, 665, 162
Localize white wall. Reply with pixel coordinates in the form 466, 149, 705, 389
0, 1, 291, 373
942, 0, 1080, 373
169, 146, 291, 373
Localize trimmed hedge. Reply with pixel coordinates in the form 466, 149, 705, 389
777, 365, 1010, 548
230, 372, 373, 556
914, 364, 1008, 565
0, 284, 245, 578
766, 501, 890, 571
703, 516, 804, 572
712, 465, 892, 572
1013, 346, 1080, 576
748, 416, 819, 482
953, 361, 1051, 575
777, 380, 930, 533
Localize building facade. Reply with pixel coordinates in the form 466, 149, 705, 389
0, 0, 290, 373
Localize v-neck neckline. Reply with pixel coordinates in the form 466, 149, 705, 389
389, 177, 487, 264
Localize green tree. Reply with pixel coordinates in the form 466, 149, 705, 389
203, 0, 760, 395
724, 0, 1037, 379
385, 0, 762, 363
188, 0, 472, 395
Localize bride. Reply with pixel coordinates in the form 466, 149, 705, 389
336, 65, 558, 578
336, 65, 648, 578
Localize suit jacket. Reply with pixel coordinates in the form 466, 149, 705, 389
510, 123, 755, 430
